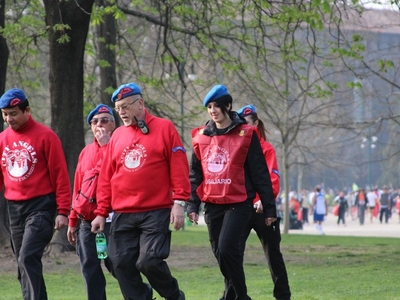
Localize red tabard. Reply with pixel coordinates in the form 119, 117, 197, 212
191, 125, 253, 204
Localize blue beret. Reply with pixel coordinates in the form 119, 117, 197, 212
203, 85, 229, 107
237, 104, 257, 117
87, 104, 113, 125
0, 88, 27, 109
111, 82, 142, 103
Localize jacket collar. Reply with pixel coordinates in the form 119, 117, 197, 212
203, 112, 246, 136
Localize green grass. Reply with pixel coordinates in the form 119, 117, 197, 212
1, 225, 400, 299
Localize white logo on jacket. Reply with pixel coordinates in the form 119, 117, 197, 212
203, 145, 230, 174
121, 143, 147, 172
1, 141, 37, 181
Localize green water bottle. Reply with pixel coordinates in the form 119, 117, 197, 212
95, 231, 108, 259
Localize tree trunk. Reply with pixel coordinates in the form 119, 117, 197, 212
95, 0, 120, 126
96, 0, 117, 104
0, 0, 8, 122
43, 0, 95, 255
0, 0, 11, 248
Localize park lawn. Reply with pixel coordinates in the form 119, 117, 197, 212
0, 225, 399, 300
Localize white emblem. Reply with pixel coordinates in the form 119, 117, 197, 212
1, 141, 37, 181
204, 145, 230, 175
121, 143, 147, 172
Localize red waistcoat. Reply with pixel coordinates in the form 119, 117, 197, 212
192, 124, 253, 204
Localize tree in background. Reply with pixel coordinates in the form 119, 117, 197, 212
0, 0, 10, 246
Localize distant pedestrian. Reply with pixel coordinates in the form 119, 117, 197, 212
379, 186, 391, 224
334, 191, 348, 226
366, 189, 378, 223
355, 189, 367, 225
346, 191, 357, 220
310, 185, 328, 235
300, 189, 310, 224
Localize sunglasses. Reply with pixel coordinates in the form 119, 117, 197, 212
90, 117, 111, 125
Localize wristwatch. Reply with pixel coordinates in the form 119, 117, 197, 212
174, 200, 186, 207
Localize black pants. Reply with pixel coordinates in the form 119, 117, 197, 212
108, 209, 181, 300
204, 201, 253, 300
76, 220, 114, 300
302, 207, 309, 224
337, 208, 346, 225
379, 206, 390, 223
8, 194, 56, 300
245, 213, 291, 300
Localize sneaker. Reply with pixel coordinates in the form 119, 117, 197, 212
167, 290, 185, 300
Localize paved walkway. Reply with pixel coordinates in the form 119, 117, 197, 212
197, 212, 400, 238
288, 212, 400, 238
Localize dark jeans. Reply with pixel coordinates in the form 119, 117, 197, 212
337, 208, 346, 225
8, 194, 57, 300
379, 206, 390, 223
244, 214, 291, 300
108, 209, 181, 300
358, 205, 366, 225
76, 220, 114, 300
204, 201, 253, 300
302, 207, 309, 224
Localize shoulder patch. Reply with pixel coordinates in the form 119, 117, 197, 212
272, 169, 280, 177
172, 146, 186, 153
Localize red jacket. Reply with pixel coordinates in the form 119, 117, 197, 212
68, 139, 106, 227
94, 110, 190, 217
0, 116, 70, 216
192, 124, 253, 204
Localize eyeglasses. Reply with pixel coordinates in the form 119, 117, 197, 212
90, 117, 111, 125
114, 98, 140, 112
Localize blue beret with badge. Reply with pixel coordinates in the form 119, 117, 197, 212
87, 104, 114, 125
111, 82, 142, 103
237, 104, 257, 117
0, 88, 28, 109
203, 84, 230, 107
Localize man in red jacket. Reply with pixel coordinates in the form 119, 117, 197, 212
67, 104, 116, 300
91, 82, 190, 300
0, 88, 71, 300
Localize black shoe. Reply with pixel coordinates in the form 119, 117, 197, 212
178, 291, 185, 300
145, 283, 154, 300
166, 290, 185, 300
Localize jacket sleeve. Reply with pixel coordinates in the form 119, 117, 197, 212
94, 143, 113, 218
247, 132, 276, 218
167, 123, 191, 201
262, 140, 280, 200
68, 147, 88, 227
188, 150, 203, 215
68, 155, 82, 227
47, 134, 71, 216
